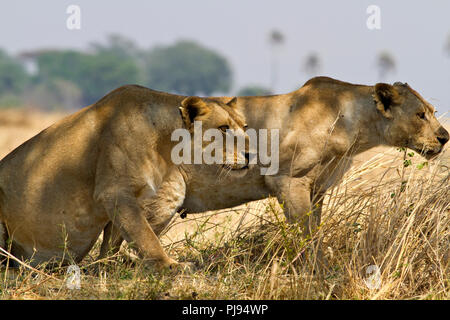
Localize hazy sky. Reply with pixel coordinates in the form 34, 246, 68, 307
1, 0, 450, 113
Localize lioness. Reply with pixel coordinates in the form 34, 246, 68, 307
0, 88, 249, 268
101, 77, 449, 265
1, 77, 448, 270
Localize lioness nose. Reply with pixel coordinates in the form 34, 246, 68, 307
436, 127, 449, 146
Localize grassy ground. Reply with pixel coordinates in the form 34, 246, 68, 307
0, 110, 448, 300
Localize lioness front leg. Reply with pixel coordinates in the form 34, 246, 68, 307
265, 175, 327, 270
97, 169, 187, 269
265, 175, 314, 228
96, 188, 176, 269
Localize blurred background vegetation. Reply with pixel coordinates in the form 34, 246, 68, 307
0, 34, 275, 111
1, 30, 448, 111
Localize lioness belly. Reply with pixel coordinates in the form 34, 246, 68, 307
2, 190, 107, 266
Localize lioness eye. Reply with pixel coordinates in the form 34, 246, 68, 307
417, 112, 426, 120
243, 124, 248, 130
219, 125, 229, 132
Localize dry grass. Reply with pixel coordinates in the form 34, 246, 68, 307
0, 110, 448, 300
0, 108, 64, 159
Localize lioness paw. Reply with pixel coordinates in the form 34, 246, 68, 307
168, 261, 196, 274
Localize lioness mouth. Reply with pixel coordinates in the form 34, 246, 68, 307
423, 148, 442, 160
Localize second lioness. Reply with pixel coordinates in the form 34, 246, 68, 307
102, 77, 449, 264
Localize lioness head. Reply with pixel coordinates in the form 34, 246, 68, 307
178, 96, 251, 175
374, 82, 449, 159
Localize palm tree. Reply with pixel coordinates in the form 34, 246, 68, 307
302, 52, 321, 77
268, 30, 284, 91
444, 33, 450, 56
377, 51, 396, 81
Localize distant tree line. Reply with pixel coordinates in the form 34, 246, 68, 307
0, 35, 238, 110
2, 30, 427, 111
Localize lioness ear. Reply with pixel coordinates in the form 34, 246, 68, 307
179, 96, 211, 127
374, 83, 403, 119
227, 97, 238, 109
